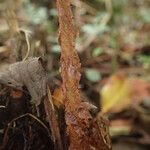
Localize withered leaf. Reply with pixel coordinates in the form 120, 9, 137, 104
0, 57, 47, 106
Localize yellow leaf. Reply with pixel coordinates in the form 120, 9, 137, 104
101, 73, 131, 113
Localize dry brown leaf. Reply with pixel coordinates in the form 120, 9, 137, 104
130, 79, 150, 103
52, 86, 64, 108
0, 58, 63, 149
0, 57, 47, 106
44, 86, 63, 150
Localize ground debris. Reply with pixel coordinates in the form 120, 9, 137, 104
0, 57, 47, 106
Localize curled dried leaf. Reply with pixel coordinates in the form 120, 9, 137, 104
0, 57, 47, 106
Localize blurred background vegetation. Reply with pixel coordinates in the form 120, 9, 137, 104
0, 0, 150, 149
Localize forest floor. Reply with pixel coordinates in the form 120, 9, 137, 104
0, 0, 150, 149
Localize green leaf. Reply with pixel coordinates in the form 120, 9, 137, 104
85, 69, 101, 82
139, 8, 150, 23
138, 55, 150, 64
92, 47, 104, 57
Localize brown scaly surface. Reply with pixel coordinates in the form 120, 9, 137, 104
56, 0, 112, 149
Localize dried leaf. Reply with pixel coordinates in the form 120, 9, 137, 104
44, 86, 63, 150
101, 72, 150, 113
53, 86, 64, 108
130, 79, 150, 103
101, 73, 131, 113
0, 58, 63, 149
0, 57, 47, 106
